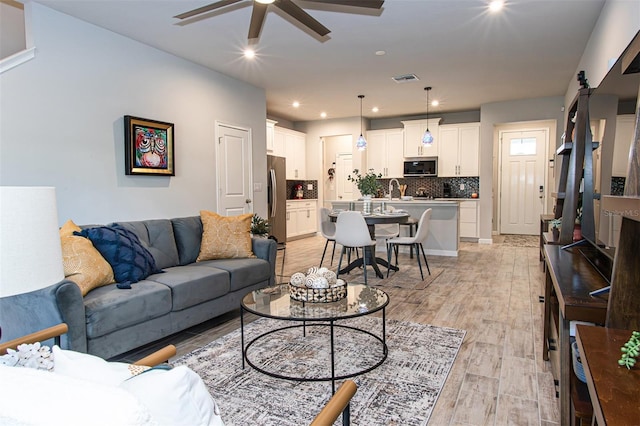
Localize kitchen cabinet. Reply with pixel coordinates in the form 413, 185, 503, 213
275, 127, 306, 179
459, 200, 479, 239
266, 119, 277, 153
612, 115, 634, 177
438, 123, 480, 177
402, 118, 441, 157
286, 200, 317, 239
366, 128, 404, 178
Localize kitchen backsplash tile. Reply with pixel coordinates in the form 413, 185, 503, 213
379, 177, 480, 199
287, 180, 318, 199
611, 177, 625, 196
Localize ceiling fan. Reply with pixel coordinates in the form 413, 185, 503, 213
174, 0, 384, 40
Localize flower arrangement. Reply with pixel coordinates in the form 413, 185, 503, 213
347, 168, 382, 197
250, 214, 270, 236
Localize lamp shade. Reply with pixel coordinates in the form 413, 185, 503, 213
0, 187, 64, 298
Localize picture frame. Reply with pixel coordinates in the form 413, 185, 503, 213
124, 115, 175, 176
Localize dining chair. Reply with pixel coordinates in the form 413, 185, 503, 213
335, 211, 376, 285
319, 207, 337, 267
386, 209, 432, 280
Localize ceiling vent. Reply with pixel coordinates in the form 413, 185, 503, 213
392, 73, 420, 83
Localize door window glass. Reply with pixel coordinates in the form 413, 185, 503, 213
510, 137, 536, 155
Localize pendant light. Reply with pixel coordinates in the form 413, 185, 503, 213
422, 87, 434, 146
356, 95, 367, 151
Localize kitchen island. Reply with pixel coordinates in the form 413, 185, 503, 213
330, 199, 459, 256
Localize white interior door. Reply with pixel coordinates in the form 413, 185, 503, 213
216, 124, 252, 216
500, 130, 546, 235
335, 153, 353, 201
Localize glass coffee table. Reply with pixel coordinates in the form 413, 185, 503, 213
240, 283, 389, 393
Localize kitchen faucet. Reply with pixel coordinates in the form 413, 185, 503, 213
389, 178, 400, 200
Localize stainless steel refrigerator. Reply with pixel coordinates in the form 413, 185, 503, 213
267, 155, 287, 244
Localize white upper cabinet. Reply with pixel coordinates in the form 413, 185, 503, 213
612, 115, 635, 177
266, 119, 277, 153
366, 128, 404, 178
438, 123, 480, 177
402, 118, 441, 157
275, 126, 306, 179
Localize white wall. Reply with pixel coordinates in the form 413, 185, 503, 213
565, 0, 640, 109
0, 3, 268, 225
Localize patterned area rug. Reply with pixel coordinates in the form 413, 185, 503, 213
500, 234, 539, 247
175, 317, 466, 425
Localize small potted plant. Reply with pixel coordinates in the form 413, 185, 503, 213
250, 214, 270, 237
550, 218, 562, 239
347, 168, 382, 198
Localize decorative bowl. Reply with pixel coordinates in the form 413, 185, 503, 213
289, 280, 347, 303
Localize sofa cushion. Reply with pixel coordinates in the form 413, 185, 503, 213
84, 281, 171, 339
59, 220, 115, 296
77, 225, 162, 288
171, 216, 203, 266
197, 211, 254, 261
197, 258, 271, 292
115, 220, 179, 270
147, 266, 230, 311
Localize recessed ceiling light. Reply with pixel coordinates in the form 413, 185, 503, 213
292, 101, 300, 108
431, 100, 439, 107
489, 0, 504, 12
372, 107, 379, 113
243, 48, 255, 59
375, 50, 386, 56
320, 112, 327, 118
255, 0, 275, 4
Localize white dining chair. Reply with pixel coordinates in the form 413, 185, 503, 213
319, 207, 337, 267
386, 209, 432, 280
335, 211, 376, 285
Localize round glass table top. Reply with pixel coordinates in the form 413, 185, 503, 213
241, 283, 389, 321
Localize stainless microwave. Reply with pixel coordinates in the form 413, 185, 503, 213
404, 158, 437, 177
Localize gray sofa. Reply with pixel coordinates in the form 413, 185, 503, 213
0, 216, 277, 360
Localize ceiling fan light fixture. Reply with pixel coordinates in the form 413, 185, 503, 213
422, 86, 434, 147
357, 94, 367, 151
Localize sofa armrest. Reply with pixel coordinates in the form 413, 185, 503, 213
252, 237, 277, 286
0, 280, 86, 353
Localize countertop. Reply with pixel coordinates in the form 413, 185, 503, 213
329, 199, 469, 204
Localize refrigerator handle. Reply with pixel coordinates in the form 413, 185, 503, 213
269, 169, 277, 218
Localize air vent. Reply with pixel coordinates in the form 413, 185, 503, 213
392, 73, 420, 83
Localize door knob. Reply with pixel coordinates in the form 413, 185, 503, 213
245, 198, 252, 204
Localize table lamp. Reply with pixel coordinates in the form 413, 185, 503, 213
0, 186, 65, 340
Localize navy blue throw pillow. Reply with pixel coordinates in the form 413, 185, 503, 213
75, 225, 162, 289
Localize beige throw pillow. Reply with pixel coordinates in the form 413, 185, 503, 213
59, 219, 115, 296
197, 211, 255, 261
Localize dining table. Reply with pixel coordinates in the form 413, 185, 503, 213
329, 211, 410, 279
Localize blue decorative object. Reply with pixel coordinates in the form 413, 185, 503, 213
76, 225, 161, 288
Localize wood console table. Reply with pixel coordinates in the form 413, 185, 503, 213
575, 325, 640, 425
543, 244, 609, 425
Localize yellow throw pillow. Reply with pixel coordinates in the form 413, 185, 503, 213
197, 211, 255, 261
59, 219, 115, 296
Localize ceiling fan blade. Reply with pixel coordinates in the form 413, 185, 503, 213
275, 0, 330, 37
302, 0, 384, 9
174, 0, 243, 20
248, 3, 268, 39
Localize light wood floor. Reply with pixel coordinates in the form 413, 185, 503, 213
118, 235, 559, 425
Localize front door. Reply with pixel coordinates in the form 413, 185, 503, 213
216, 123, 252, 216
335, 153, 353, 201
499, 130, 547, 235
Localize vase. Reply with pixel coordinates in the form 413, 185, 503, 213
362, 195, 372, 214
